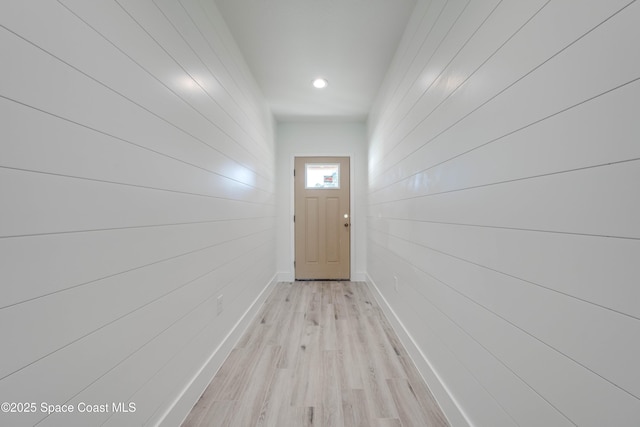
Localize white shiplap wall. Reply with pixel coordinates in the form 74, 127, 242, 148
0, 1, 276, 426
367, 0, 640, 426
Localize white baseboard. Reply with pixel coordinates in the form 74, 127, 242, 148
276, 271, 294, 282
365, 274, 469, 427
351, 271, 366, 282
156, 274, 279, 427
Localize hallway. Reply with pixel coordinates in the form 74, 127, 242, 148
182, 282, 448, 427
2, 0, 640, 426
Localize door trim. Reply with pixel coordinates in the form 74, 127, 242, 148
289, 152, 355, 281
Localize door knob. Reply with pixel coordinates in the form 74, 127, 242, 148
344, 223, 349, 227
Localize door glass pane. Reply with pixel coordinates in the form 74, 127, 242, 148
305, 163, 340, 189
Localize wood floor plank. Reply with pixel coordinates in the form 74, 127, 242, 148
277, 310, 305, 369
358, 357, 399, 419
186, 400, 237, 427
322, 350, 344, 427
375, 418, 403, 427
182, 282, 450, 427
335, 323, 364, 390
387, 378, 444, 427
342, 389, 371, 427
229, 345, 281, 427
215, 345, 263, 401
321, 302, 337, 351
183, 347, 243, 421
291, 320, 322, 407
357, 298, 399, 419
376, 308, 448, 425
255, 368, 293, 427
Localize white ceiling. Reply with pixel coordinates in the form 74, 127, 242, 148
215, 0, 417, 122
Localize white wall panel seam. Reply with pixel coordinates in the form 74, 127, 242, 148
0, 165, 274, 206
0, 95, 267, 193
0, 226, 273, 311
366, 213, 640, 241
378, 0, 468, 138
382, 0, 508, 158
165, 0, 273, 153
0, 20, 271, 184
380, 0, 552, 166
369, 228, 640, 401
179, 0, 266, 140
370, 157, 640, 208
109, 0, 272, 164
0, 216, 274, 241
374, 0, 637, 182
149, 0, 268, 157
371, 0, 554, 189
371, 0, 436, 129
370, 76, 640, 195
32, 243, 274, 427
139, 254, 276, 427
0, 252, 271, 426
191, 0, 269, 132
0, 232, 271, 381
55, 256, 277, 427
369, 238, 584, 425
370, 0, 470, 173
368, 242, 530, 425
367, 220, 640, 322
373, 0, 449, 134
371, 0, 545, 180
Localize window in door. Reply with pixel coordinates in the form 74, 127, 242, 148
305, 163, 340, 189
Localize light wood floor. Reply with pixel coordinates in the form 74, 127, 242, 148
182, 281, 449, 427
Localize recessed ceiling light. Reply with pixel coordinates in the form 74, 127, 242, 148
312, 78, 328, 89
